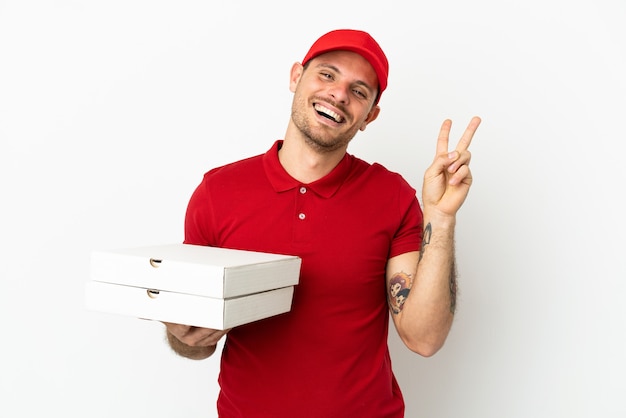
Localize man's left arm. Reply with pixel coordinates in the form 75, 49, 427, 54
387, 116, 481, 357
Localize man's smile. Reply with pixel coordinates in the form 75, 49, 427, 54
314, 103, 345, 123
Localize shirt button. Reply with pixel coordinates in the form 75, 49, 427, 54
299, 187, 307, 194
298, 213, 306, 220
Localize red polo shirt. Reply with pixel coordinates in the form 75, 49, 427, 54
184, 140, 422, 418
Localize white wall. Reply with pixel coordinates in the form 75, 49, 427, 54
1, 1, 624, 417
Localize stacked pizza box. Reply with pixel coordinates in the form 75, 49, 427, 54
85, 243, 301, 330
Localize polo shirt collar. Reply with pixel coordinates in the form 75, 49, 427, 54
263, 140, 353, 198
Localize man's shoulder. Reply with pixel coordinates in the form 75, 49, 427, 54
204, 153, 264, 179
349, 155, 411, 187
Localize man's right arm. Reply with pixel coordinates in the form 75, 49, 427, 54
163, 322, 230, 360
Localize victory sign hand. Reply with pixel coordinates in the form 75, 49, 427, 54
422, 116, 481, 218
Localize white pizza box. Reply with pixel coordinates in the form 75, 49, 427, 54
89, 243, 301, 298
85, 281, 295, 330
85, 243, 301, 329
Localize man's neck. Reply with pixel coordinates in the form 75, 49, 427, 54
279, 126, 347, 184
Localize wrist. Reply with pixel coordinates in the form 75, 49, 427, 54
422, 209, 457, 230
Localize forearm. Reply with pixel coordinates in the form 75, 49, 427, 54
166, 330, 217, 360
418, 215, 458, 315
398, 215, 457, 355
395, 115, 479, 355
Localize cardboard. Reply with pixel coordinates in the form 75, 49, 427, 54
85, 243, 301, 329
90, 243, 301, 298
85, 281, 295, 329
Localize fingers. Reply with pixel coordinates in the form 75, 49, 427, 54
436, 119, 452, 155
455, 116, 481, 152
447, 149, 472, 175
190, 328, 229, 347
436, 116, 481, 155
448, 160, 472, 186
428, 148, 471, 186
163, 322, 230, 348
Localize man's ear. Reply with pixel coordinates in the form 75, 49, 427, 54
360, 105, 381, 131
289, 62, 304, 93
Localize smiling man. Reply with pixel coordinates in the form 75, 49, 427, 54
163, 29, 481, 417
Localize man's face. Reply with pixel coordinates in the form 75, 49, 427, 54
289, 50, 380, 153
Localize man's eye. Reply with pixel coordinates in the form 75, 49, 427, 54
353, 89, 366, 98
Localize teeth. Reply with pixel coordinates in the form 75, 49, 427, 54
314, 104, 343, 123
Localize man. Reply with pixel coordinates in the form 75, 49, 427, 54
164, 29, 481, 417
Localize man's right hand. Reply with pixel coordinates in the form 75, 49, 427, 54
162, 322, 231, 360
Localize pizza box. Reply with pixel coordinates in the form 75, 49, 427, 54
89, 243, 301, 298
85, 243, 301, 329
85, 281, 295, 330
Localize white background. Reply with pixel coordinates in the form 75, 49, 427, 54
1, 1, 625, 417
